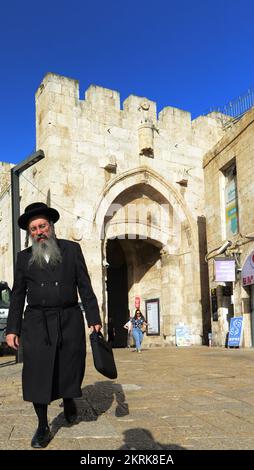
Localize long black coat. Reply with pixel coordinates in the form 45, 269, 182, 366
7, 239, 101, 404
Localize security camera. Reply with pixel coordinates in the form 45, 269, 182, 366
102, 260, 109, 268
216, 240, 232, 255
236, 267, 242, 272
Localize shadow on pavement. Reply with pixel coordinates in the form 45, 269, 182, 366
50, 380, 129, 437
118, 428, 186, 450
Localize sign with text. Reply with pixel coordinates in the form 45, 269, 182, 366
214, 258, 235, 282
242, 251, 254, 286
228, 317, 244, 347
145, 298, 160, 336
175, 324, 192, 347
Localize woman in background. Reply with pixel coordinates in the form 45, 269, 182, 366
131, 309, 147, 353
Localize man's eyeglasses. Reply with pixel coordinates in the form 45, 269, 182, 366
30, 223, 49, 233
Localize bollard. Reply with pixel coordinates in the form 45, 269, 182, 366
208, 332, 212, 347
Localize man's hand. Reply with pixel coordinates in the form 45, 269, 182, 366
90, 324, 102, 333
6, 334, 19, 350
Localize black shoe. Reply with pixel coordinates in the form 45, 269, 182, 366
31, 426, 51, 448
64, 399, 77, 424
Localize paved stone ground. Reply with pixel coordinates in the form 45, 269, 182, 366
1, 345, 254, 450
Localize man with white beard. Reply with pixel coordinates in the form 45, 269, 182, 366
27, 220, 63, 268
6, 202, 102, 448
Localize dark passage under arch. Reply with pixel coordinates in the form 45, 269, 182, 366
106, 239, 129, 347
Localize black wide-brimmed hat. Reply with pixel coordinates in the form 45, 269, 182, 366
18, 202, 60, 230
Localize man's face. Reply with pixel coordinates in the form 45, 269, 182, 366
28, 216, 51, 243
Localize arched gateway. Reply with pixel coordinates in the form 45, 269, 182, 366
94, 167, 202, 347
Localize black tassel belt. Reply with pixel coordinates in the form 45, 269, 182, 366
39, 305, 78, 347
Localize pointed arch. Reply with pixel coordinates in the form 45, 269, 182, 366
93, 166, 197, 250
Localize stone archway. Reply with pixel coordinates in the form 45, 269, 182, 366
94, 167, 202, 346
94, 166, 197, 248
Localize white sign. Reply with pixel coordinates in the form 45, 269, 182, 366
175, 324, 192, 347
214, 258, 235, 282
145, 299, 160, 335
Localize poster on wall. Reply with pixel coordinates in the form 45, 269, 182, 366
175, 324, 192, 346
135, 296, 141, 309
145, 298, 160, 336
225, 177, 238, 238
227, 317, 244, 347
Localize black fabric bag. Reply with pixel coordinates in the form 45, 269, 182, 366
90, 331, 117, 379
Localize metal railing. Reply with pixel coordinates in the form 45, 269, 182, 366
205, 88, 254, 125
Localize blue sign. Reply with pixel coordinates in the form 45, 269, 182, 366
228, 317, 244, 347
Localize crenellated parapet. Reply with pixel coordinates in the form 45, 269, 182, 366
85, 85, 120, 111
36, 73, 225, 150
158, 106, 192, 142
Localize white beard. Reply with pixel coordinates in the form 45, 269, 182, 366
29, 232, 62, 268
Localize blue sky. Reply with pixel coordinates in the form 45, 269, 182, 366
1, 0, 254, 164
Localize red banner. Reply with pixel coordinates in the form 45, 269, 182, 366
135, 296, 141, 309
